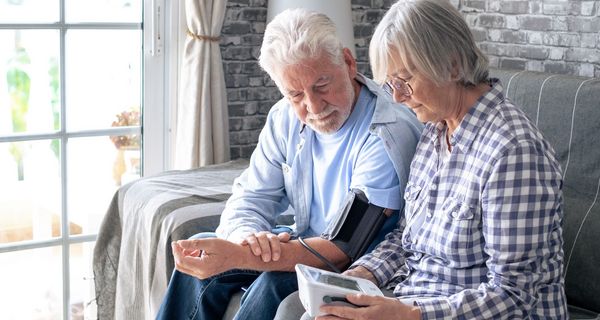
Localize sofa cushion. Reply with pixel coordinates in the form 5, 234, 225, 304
490, 69, 600, 316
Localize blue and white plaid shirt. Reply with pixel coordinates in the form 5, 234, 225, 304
352, 79, 568, 319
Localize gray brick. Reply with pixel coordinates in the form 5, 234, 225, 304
580, 1, 597, 16
518, 46, 549, 59
230, 147, 241, 160
222, 21, 251, 35
506, 15, 519, 29
549, 47, 565, 60
552, 16, 569, 32
527, 32, 543, 45
499, 1, 529, 14
242, 34, 264, 46
471, 28, 487, 42
221, 36, 242, 46
241, 7, 267, 21
500, 58, 526, 70
226, 88, 248, 102
543, 33, 580, 47
366, 10, 384, 23
248, 76, 264, 87
228, 103, 247, 117
222, 47, 253, 60
543, 61, 578, 75
529, 1, 542, 14
230, 130, 260, 145
526, 60, 544, 72
227, 0, 249, 7
501, 30, 528, 44
246, 87, 282, 101
225, 8, 242, 21
567, 17, 600, 33
229, 118, 243, 131
351, 0, 372, 8
242, 116, 267, 130
225, 74, 249, 88
252, 22, 266, 34
224, 62, 242, 74
478, 14, 506, 28
462, 0, 486, 11
542, 3, 569, 15
258, 101, 274, 115
354, 24, 374, 39
565, 48, 600, 63
579, 63, 595, 77
240, 144, 258, 158
519, 16, 553, 31
249, 0, 266, 6
242, 61, 262, 74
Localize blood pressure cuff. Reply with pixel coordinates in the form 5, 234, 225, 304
321, 189, 392, 261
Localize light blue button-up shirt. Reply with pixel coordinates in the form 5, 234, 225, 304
216, 74, 423, 241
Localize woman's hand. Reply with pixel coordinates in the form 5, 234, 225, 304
316, 294, 421, 320
343, 266, 378, 285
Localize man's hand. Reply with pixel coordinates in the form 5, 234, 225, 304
172, 238, 243, 279
316, 294, 421, 320
343, 266, 378, 286
237, 231, 291, 262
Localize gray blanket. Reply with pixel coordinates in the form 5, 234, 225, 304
93, 159, 249, 320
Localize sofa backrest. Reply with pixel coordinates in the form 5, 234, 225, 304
490, 68, 600, 313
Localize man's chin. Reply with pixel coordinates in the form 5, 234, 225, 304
306, 121, 341, 135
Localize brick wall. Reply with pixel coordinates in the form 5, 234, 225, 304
221, 0, 599, 159
464, 0, 600, 78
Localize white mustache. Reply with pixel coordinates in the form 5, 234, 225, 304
306, 107, 335, 121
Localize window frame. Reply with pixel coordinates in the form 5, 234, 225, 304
0, 0, 177, 318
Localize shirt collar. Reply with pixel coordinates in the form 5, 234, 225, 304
443, 78, 505, 152
355, 73, 398, 125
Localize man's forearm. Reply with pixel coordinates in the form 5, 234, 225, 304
238, 237, 349, 272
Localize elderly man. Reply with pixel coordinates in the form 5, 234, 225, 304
155, 8, 422, 320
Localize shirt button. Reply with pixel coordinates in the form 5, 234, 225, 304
431, 184, 437, 190
452, 211, 459, 218
283, 166, 290, 173
426, 211, 432, 218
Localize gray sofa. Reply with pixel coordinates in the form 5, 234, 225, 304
93, 68, 600, 319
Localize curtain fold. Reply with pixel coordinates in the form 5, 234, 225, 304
174, 0, 229, 168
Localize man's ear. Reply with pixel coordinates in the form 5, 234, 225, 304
343, 47, 358, 78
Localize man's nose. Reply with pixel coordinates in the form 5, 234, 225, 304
305, 92, 326, 114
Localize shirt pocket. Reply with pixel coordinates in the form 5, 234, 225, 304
436, 197, 478, 263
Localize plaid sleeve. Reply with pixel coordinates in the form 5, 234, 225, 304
417, 141, 565, 319
350, 216, 407, 286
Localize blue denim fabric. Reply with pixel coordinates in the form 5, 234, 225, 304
156, 230, 299, 320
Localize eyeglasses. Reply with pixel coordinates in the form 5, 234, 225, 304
382, 77, 413, 97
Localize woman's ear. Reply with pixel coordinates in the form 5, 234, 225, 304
450, 57, 462, 81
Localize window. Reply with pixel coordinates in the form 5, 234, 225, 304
0, 0, 172, 318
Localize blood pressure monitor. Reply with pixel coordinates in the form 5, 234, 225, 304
295, 264, 383, 317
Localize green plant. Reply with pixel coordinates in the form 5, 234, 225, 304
6, 46, 31, 180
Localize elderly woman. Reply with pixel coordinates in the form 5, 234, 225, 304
275, 0, 568, 319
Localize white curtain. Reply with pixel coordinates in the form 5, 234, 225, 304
174, 0, 229, 169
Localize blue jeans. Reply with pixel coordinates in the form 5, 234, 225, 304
156, 231, 299, 320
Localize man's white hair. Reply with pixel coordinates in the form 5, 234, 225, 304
259, 8, 345, 82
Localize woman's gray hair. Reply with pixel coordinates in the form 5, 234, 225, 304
370, 0, 488, 87
259, 8, 345, 81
